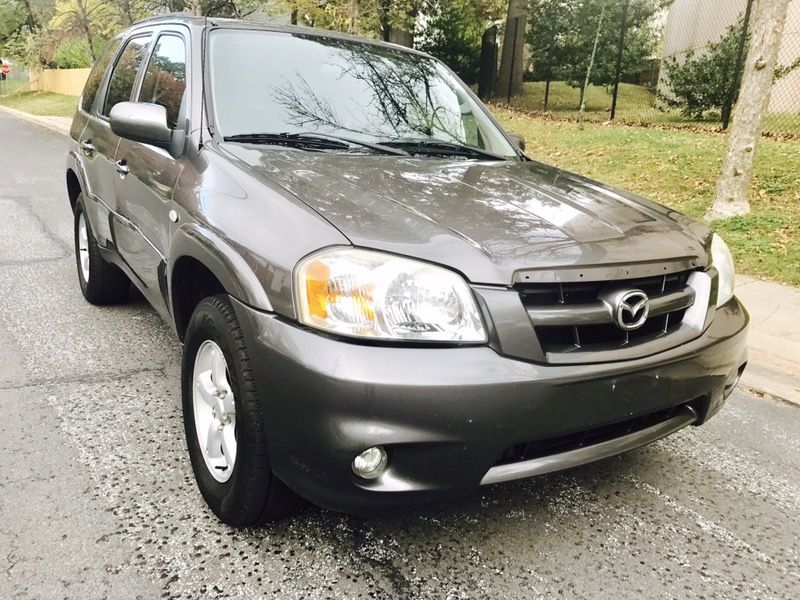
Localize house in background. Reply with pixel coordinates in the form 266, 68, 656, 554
658, 0, 800, 113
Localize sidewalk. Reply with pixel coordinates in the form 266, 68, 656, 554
2, 107, 798, 405
0, 104, 71, 135
736, 275, 800, 405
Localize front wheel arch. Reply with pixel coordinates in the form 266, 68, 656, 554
169, 224, 274, 341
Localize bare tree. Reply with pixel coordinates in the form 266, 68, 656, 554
55, 0, 112, 61
20, 0, 39, 32
496, 0, 527, 100
578, 2, 605, 126
707, 0, 792, 221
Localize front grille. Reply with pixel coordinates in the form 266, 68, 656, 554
495, 403, 691, 466
517, 271, 695, 355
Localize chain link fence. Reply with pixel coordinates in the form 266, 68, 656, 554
0, 61, 31, 98
511, 0, 800, 137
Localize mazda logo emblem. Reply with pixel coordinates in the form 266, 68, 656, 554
613, 290, 650, 331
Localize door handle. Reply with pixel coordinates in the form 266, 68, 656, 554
80, 139, 95, 155
115, 159, 129, 176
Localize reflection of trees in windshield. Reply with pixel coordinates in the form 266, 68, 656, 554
270, 36, 467, 143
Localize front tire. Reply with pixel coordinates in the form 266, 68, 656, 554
182, 294, 298, 526
73, 195, 129, 305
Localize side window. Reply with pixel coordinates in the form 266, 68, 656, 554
81, 38, 122, 113
102, 35, 152, 118
138, 34, 187, 129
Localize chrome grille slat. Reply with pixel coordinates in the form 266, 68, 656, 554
516, 269, 700, 361
525, 288, 695, 327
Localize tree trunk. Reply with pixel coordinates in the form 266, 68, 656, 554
74, 0, 96, 61
186, 0, 203, 17
478, 25, 498, 100
544, 78, 551, 111
388, 28, 414, 47
707, 0, 791, 221
610, 0, 630, 121
378, 0, 414, 48
579, 4, 605, 126
348, 0, 360, 34
84, 22, 96, 61
496, 0, 527, 100
20, 0, 37, 32
117, 0, 135, 26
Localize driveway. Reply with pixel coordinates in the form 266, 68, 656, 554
1, 111, 798, 599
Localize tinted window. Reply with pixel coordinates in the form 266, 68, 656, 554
138, 35, 187, 129
208, 30, 516, 158
81, 38, 122, 113
103, 35, 152, 117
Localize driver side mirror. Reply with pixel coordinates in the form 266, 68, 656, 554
508, 132, 526, 152
110, 101, 172, 147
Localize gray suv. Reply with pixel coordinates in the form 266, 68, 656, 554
66, 15, 748, 526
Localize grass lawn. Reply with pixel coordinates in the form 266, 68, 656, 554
0, 90, 77, 117
494, 107, 800, 286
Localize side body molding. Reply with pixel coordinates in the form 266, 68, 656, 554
169, 223, 274, 312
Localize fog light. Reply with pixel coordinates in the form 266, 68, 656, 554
351, 446, 388, 479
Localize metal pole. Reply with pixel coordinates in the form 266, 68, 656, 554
610, 0, 630, 120
722, 0, 754, 129
507, 16, 519, 105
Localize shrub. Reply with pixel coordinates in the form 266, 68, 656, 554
52, 37, 95, 69
660, 20, 744, 120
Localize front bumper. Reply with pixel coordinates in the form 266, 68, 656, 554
232, 297, 748, 513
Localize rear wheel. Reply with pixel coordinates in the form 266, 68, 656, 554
182, 294, 299, 526
73, 195, 129, 305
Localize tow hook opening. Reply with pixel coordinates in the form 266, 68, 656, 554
724, 362, 747, 398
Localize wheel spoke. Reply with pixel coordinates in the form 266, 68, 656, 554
195, 370, 217, 407
205, 421, 222, 457
210, 346, 230, 393
77, 214, 90, 282
220, 425, 237, 470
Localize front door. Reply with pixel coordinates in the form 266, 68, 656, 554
113, 31, 189, 311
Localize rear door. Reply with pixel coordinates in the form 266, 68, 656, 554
81, 33, 153, 244
112, 29, 189, 309
72, 37, 122, 245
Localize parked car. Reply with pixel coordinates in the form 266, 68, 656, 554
66, 15, 748, 527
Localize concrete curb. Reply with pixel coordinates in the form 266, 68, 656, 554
0, 104, 70, 136
735, 275, 800, 407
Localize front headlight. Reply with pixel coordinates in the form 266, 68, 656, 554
294, 247, 487, 342
710, 233, 735, 306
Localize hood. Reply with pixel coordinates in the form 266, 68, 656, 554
221, 144, 710, 285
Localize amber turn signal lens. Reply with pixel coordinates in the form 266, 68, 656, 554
305, 260, 331, 319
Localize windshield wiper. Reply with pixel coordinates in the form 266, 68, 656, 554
223, 132, 409, 156
377, 138, 507, 161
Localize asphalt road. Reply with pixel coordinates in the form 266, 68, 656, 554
1, 111, 799, 600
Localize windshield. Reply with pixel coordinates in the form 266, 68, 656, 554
207, 29, 518, 159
